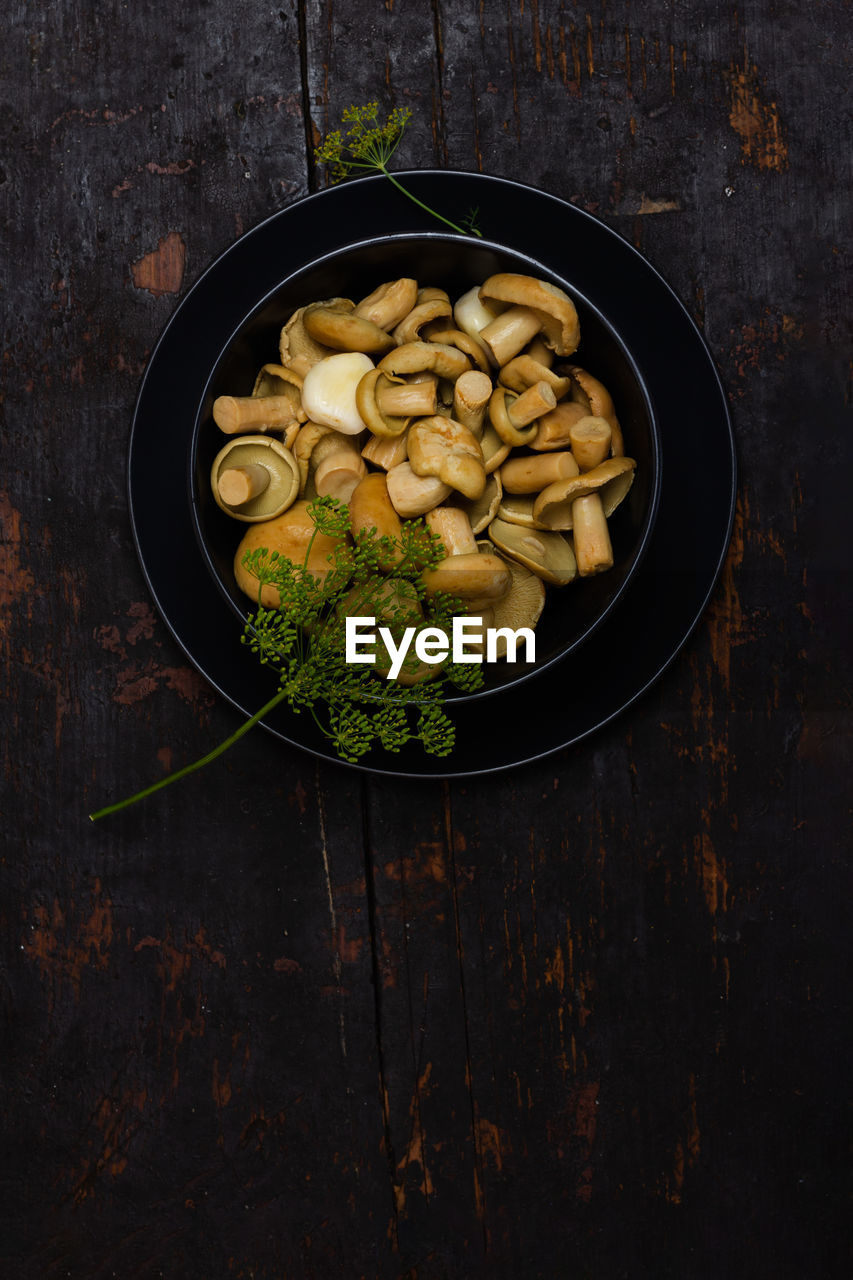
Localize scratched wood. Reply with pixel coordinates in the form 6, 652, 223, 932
1, 0, 851, 1276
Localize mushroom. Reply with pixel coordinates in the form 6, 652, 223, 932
488, 381, 557, 447
379, 340, 472, 382
361, 428, 410, 471
452, 470, 502, 534
348, 472, 404, 569
407, 415, 487, 500
498, 354, 572, 400
234, 499, 349, 607
301, 351, 374, 434
353, 277, 418, 329
310, 431, 367, 503
453, 284, 501, 340
292, 422, 334, 493
569, 415, 613, 471
476, 542, 546, 656
487, 517, 577, 586
530, 400, 590, 452
565, 365, 625, 456
496, 493, 549, 529
480, 420, 511, 474
354, 368, 437, 439
211, 435, 300, 523
425, 506, 478, 558
420, 325, 491, 373
420, 508, 512, 614
212, 390, 303, 437
386, 462, 452, 517
452, 369, 493, 437
523, 336, 555, 368
392, 287, 453, 345
532, 456, 637, 577
279, 304, 338, 371
303, 299, 396, 355
500, 451, 579, 494
477, 306, 543, 367
479, 273, 581, 362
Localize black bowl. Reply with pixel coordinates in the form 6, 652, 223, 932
190, 232, 661, 699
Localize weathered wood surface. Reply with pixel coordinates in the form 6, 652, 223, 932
1, 1, 850, 1276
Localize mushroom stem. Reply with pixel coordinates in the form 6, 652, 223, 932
531, 400, 589, 451
213, 395, 302, 435
505, 381, 558, 428
501, 451, 579, 494
453, 370, 493, 437
571, 494, 613, 576
479, 306, 542, 366
425, 507, 477, 557
217, 464, 271, 507
361, 430, 409, 471
569, 416, 613, 471
311, 433, 367, 503
489, 382, 557, 448
376, 380, 438, 417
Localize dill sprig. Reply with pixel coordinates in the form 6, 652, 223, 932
89, 498, 482, 820
315, 101, 482, 238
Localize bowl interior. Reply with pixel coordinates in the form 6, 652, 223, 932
191, 234, 660, 698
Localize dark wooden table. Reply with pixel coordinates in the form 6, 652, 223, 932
2, 2, 850, 1276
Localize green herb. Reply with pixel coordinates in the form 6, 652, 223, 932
89, 498, 482, 820
315, 101, 482, 238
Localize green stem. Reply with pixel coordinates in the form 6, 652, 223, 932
89, 687, 288, 821
381, 169, 482, 238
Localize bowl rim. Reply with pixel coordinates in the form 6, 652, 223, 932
188, 228, 662, 703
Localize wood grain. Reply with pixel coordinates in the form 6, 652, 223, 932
1, 0, 850, 1275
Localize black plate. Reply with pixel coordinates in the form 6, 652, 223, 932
128, 171, 736, 777
190, 231, 661, 700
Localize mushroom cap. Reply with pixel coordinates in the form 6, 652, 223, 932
354, 277, 418, 329
487, 517, 577, 585
211, 435, 300, 524
564, 364, 624, 455
476, 541, 546, 652
386, 462, 452, 517
348, 472, 404, 568
498, 354, 571, 399
251, 362, 306, 410
279, 304, 338, 369
488, 385, 540, 448
355, 367, 410, 439
479, 273, 580, 357
407, 416, 486, 500
392, 289, 453, 345
379, 341, 472, 382
421, 326, 491, 373
530, 399, 589, 451
532, 457, 636, 530
453, 470, 503, 534
234, 499, 349, 607
496, 493, 549, 530
303, 301, 396, 355
301, 351, 375, 434
421, 551, 512, 609
479, 421, 511, 474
